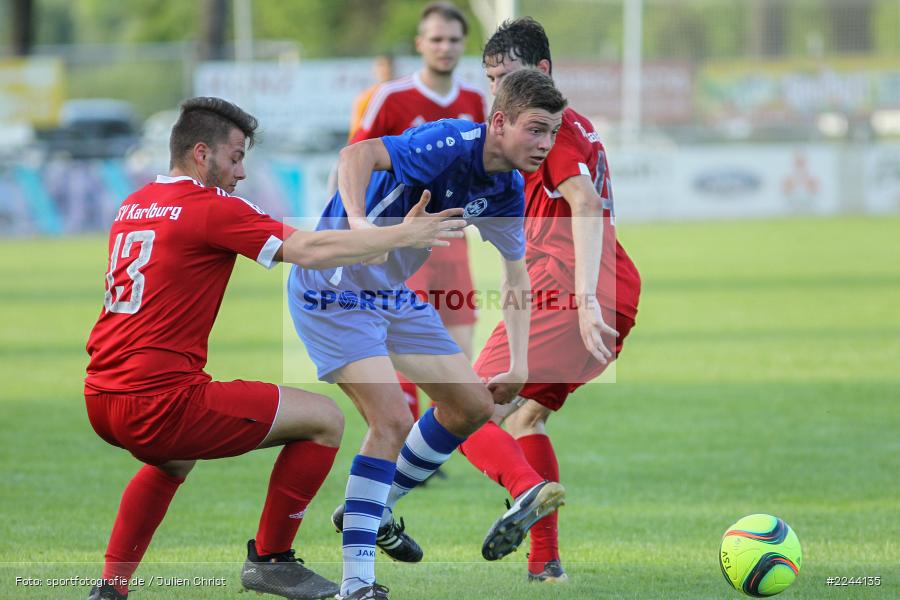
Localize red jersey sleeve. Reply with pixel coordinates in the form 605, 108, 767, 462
206, 193, 296, 268
542, 123, 592, 192
464, 88, 487, 123
350, 88, 394, 143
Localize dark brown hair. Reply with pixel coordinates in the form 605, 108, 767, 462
489, 69, 566, 123
420, 1, 468, 36
483, 17, 552, 75
169, 97, 258, 168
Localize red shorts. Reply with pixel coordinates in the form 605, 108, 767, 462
406, 236, 477, 327
85, 380, 280, 465
474, 264, 637, 411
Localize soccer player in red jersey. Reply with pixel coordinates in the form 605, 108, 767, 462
350, 2, 487, 421
83, 97, 466, 600
456, 18, 642, 582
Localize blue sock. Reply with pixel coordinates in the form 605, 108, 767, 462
382, 407, 464, 524
342, 454, 396, 596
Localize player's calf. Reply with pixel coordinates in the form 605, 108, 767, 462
366, 410, 416, 455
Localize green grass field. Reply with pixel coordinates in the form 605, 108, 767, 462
2, 216, 898, 599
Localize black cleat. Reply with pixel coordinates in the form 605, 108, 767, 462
528, 559, 569, 583
336, 583, 390, 599
481, 481, 566, 561
87, 584, 127, 600
331, 504, 423, 563
240, 539, 339, 600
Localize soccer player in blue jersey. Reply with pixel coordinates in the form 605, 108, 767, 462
286, 70, 567, 600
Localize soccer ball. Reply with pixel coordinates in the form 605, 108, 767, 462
720, 514, 802, 597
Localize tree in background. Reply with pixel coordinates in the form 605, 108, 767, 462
11, 0, 34, 56
200, 0, 228, 60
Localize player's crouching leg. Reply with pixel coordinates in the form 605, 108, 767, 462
241, 386, 345, 600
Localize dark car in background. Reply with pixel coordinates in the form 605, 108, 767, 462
35, 99, 140, 160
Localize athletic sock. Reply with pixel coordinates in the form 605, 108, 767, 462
341, 455, 396, 597
103, 465, 184, 595
398, 375, 420, 420
381, 407, 463, 525
255, 440, 339, 556
459, 421, 544, 498
518, 433, 561, 571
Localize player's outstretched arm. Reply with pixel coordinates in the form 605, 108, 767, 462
486, 257, 531, 405
558, 175, 619, 363
277, 197, 465, 269
337, 138, 393, 227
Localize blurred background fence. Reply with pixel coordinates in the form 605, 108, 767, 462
1, 0, 899, 235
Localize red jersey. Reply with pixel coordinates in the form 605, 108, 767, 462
525, 108, 641, 318
349, 72, 486, 142
85, 175, 296, 395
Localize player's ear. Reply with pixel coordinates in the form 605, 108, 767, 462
490, 111, 507, 135
191, 142, 210, 167
537, 59, 552, 76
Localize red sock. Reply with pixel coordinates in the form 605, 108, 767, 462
398, 374, 420, 420
255, 440, 339, 556
517, 434, 560, 571
459, 421, 543, 498
103, 465, 184, 595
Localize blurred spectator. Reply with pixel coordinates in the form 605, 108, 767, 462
347, 54, 395, 142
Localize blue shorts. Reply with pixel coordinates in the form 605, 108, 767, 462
287, 274, 461, 383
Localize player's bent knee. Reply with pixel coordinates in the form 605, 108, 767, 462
273, 387, 344, 447
506, 400, 550, 436
303, 393, 344, 447
311, 397, 344, 447
156, 460, 196, 479
446, 386, 493, 435
491, 398, 522, 425
473, 398, 495, 427
471, 386, 495, 423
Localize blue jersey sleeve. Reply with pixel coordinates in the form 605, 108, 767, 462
382, 121, 478, 187
477, 217, 526, 261
474, 173, 526, 261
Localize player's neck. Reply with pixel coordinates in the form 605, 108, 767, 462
418, 67, 454, 96
481, 132, 513, 175
169, 165, 205, 186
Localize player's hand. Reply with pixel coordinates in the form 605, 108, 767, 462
485, 370, 527, 405
575, 294, 618, 364
403, 190, 467, 248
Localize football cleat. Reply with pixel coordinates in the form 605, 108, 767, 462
336, 583, 390, 599
331, 504, 423, 563
87, 584, 127, 600
481, 481, 566, 561
240, 539, 339, 600
528, 559, 569, 583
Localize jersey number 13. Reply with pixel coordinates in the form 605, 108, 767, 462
104, 230, 155, 314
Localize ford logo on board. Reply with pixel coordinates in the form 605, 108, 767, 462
694, 170, 761, 197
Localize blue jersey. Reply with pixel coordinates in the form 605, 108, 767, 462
291, 119, 525, 293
